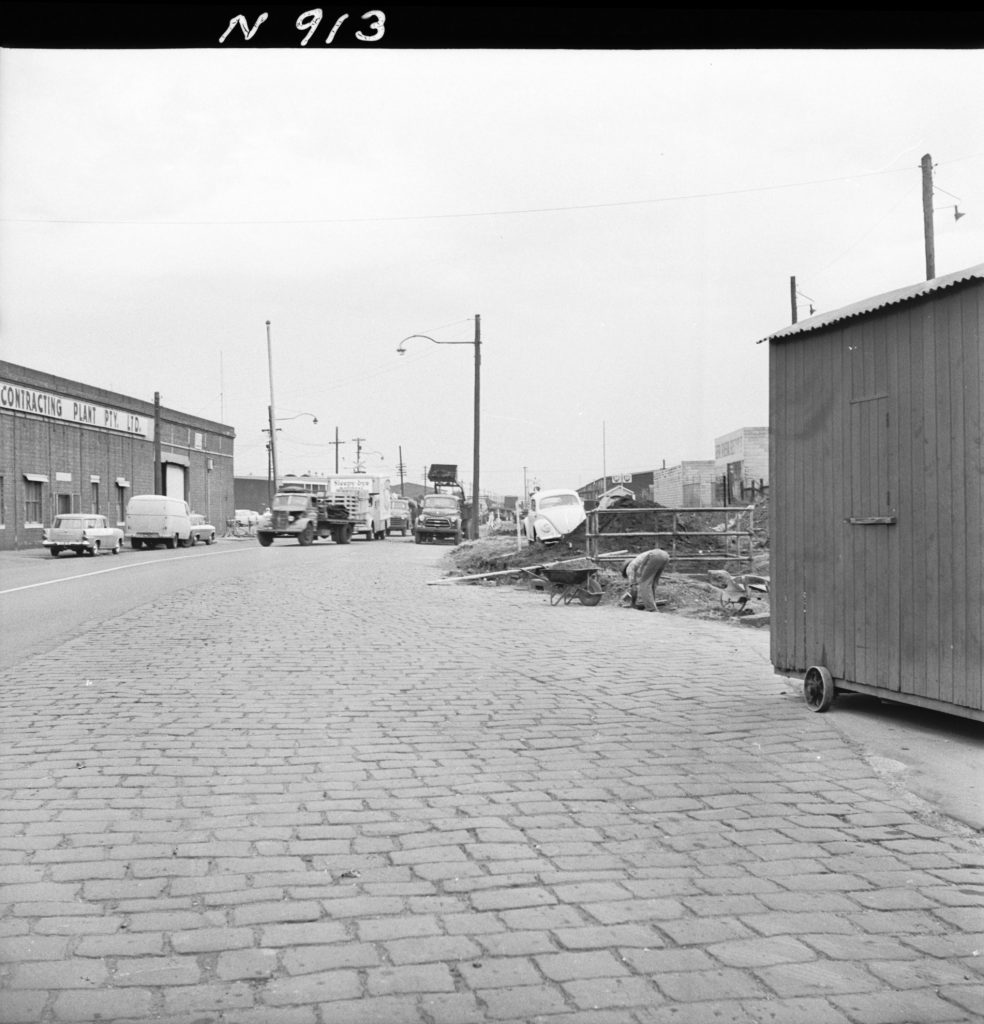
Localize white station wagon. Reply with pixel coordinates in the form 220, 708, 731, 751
43, 514, 124, 557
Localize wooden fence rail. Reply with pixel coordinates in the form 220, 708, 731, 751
585, 505, 757, 571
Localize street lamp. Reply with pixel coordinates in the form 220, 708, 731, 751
277, 412, 319, 425
262, 409, 319, 504
397, 315, 481, 539
354, 447, 384, 474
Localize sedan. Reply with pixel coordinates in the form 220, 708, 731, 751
523, 489, 586, 544
188, 513, 216, 545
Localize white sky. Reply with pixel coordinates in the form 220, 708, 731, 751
1, 47, 982, 497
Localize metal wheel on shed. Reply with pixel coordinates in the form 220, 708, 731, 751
804, 665, 835, 712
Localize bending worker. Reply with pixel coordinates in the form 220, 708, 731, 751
621, 547, 670, 612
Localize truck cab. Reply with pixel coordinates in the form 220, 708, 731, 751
413, 492, 463, 544
256, 486, 357, 546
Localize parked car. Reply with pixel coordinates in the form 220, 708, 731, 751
523, 488, 586, 544
188, 513, 216, 545
43, 514, 124, 557
125, 494, 193, 549
387, 497, 411, 536
233, 509, 260, 527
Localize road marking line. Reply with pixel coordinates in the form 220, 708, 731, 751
0, 547, 252, 595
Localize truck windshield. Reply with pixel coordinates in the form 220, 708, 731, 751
276, 495, 310, 510
424, 497, 458, 510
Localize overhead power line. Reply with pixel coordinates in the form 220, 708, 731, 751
1, 165, 925, 227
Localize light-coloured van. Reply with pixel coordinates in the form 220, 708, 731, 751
125, 494, 193, 549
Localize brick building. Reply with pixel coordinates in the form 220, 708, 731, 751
714, 426, 769, 502
648, 460, 717, 507
0, 361, 235, 550
578, 470, 655, 506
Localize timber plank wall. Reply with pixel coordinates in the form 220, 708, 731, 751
769, 276, 983, 718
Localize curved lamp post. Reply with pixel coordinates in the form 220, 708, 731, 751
278, 412, 319, 425
354, 447, 384, 474
397, 315, 481, 539
262, 409, 319, 503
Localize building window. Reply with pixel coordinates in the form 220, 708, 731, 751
57, 493, 72, 515
116, 484, 127, 525
90, 482, 100, 514
24, 480, 43, 525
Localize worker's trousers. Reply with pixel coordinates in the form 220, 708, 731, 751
632, 550, 669, 611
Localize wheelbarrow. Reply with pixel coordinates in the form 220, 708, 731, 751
523, 559, 603, 606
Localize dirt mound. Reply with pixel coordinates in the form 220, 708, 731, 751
441, 527, 771, 624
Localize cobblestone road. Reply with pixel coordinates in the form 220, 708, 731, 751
1, 541, 982, 1023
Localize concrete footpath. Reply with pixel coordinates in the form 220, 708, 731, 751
1, 542, 982, 1023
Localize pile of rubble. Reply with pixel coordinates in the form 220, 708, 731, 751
441, 495, 771, 626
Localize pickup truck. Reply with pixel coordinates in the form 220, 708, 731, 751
413, 493, 463, 544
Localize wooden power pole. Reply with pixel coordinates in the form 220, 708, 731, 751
922, 153, 935, 281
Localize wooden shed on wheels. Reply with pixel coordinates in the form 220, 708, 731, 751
763, 263, 983, 722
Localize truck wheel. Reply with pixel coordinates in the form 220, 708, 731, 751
49, 546, 61, 557
112, 539, 121, 554
414, 532, 422, 544
257, 532, 274, 547
298, 523, 314, 546
187, 533, 196, 547
454, 530, 463, 545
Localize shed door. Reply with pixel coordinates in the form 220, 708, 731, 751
847, 395, 899, 692
850, 396, 892, 521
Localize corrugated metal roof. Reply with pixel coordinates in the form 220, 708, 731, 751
760, 262, 984, 344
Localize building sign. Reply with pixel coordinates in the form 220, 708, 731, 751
716, 437, 743, 459
0, 380, 151, 438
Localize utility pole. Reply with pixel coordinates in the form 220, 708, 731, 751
329, 428, 344, 473
266, 321, 279, 493
790, 276, 798, 324
352, 437, 366, 473
470, 313, 482, 540
398, 445, 406, 496
265, 406, 277, 506
922, 153, 935, 280
602, 421, 607, 495
153, 392, 162, 494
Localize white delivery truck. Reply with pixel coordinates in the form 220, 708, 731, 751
125, 494, 193, 549
317, 474, 391, 541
